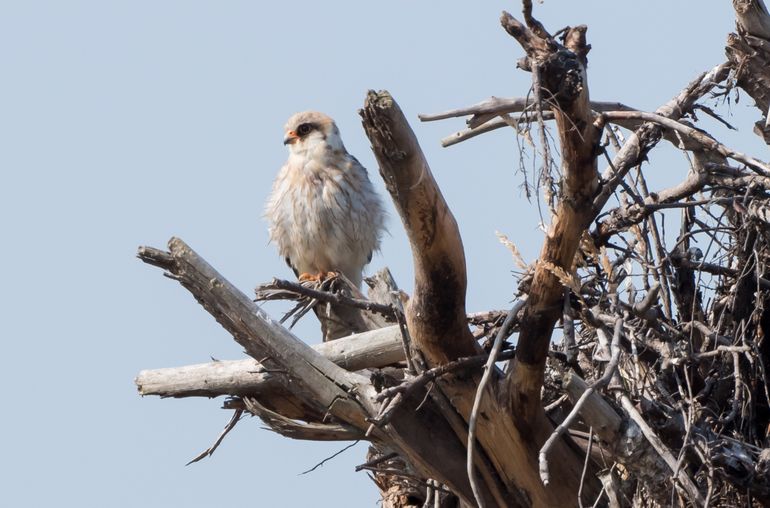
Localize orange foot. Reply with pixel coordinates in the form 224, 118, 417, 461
298, 271, 339, 283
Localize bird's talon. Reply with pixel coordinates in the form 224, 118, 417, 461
299, 271, 340, 285
298, 272, 322, 283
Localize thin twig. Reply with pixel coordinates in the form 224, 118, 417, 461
577, 427, 594, 508
299, 441, 360, 475
186, 409, 244, 466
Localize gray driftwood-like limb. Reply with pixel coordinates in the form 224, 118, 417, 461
136, 324, 405, 398
137, 359, 272, 398
419, 97, 632, 123
562, 372, 622, 446
137, 239, 376, 431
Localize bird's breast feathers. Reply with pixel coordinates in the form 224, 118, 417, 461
266, 150, 384, 285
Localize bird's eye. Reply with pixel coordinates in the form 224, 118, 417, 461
297, 123, 312, 136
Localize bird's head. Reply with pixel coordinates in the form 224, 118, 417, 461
283, 111, 345, 156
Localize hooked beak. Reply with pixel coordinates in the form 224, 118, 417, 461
283, 130, 298, 145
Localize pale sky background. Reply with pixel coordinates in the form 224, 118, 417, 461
1, 1, 767, 507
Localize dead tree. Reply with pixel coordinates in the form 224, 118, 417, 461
136, 2, 770, 506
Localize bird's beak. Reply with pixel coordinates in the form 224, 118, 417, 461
283, 131, 298, 145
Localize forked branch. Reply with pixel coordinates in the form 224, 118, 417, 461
499, 9, 601, 421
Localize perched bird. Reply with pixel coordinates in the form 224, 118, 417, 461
265, 111, 385, 288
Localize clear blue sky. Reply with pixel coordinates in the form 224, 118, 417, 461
1, 1, 765, 506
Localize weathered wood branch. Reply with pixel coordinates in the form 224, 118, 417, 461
419, 97, 632, 124
137, 239, 376, 430
562, 371, 622, 445
135, 325, 405, 398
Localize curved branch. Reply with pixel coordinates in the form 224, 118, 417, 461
360, 90, 477, 365
243, 397, 364, 441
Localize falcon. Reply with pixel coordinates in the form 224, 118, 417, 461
265, 111, 385, 288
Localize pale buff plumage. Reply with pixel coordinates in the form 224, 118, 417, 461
265, 111, 385, 288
